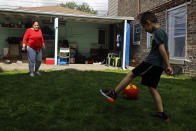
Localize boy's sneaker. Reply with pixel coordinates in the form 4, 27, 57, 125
100, 89, 117, 103
152, 112, 171, 122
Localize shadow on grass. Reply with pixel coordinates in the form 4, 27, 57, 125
0, 70, 196, 131
0, 67, 3, 73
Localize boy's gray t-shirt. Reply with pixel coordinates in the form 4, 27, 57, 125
144, 28, 168, 68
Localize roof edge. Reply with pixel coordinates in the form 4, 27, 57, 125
0, 8, 134, 21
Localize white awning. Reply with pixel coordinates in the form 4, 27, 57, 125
0, 8, 134, 24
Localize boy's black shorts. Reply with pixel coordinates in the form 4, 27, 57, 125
132, 61, 164, 88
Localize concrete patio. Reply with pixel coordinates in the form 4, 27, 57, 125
0, 63, 133, 72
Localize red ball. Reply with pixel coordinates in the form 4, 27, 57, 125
122, 84, 138, 99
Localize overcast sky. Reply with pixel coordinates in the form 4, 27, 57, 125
0, 0, 108, 15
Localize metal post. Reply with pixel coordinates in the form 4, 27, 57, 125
54, 17, 58, 66
122, 20, 127, 70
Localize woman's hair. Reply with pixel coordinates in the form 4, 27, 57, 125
32, 21, 39, 26
140, 11, 157, 26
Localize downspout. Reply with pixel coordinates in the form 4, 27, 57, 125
54, 17, 59, 66
137, 0, 140, 15
122, 20, 127, 70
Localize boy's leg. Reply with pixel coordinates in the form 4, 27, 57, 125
148, 87, 170, 121
141, 66, 170, 121
100, 61, 149, 102
115, 61, 154, 94
115, 71, 135, 93
100, 71, 135, 102
148, 87, 163, 112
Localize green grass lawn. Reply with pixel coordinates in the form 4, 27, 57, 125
0, 69, 196, 131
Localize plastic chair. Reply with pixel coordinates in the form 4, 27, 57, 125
113, 57, 121, 67
106, 52, 119, 66
106, 53, 113, 66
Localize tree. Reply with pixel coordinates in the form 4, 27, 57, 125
60, 2, 77, 10
60, 2, 97, 15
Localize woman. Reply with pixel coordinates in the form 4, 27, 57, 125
22, 21, 45, 77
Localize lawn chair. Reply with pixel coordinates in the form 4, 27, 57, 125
106, 52, 119, 66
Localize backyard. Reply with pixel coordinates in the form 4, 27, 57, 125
0, 69, 196, 131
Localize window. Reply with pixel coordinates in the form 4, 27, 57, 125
147, 32, 152, 49
167, 5, 187, 59
133, 24, 141, 45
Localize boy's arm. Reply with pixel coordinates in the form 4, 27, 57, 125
159, 44, 173, 75
167, 51, 169, 59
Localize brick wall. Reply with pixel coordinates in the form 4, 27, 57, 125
119, 0, 171, 66
118, 0, 137, 16
140, 0, 170, 13
108, 0, 119, 16
186, 0, 196, 75
118, 0, 170, 17
119, 0, 196, 75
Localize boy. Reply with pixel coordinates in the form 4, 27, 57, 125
100, 11, 173, 122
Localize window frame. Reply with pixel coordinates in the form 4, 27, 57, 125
146, 32, 152, 49
166, 3, 188, 64
132, 23, 141, 45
